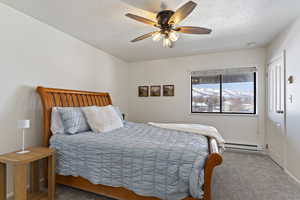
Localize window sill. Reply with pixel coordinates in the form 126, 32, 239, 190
189, 112, 259, 117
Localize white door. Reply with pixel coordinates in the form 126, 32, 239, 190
267, 52, 286, 168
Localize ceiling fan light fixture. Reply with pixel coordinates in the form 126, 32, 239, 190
169, 31, 179, 42
152, 32, 163, 41
163, 37, 172, 48
126, 1, 212, 48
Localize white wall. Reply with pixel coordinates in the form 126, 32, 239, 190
128, 48, 266, 146
267, 16, 300, 182
0, 3, 129, 196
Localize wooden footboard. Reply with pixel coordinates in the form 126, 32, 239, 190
37, 86, 223, 200
202, 138, 223, 200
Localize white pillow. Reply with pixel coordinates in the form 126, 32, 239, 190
82, 105, 123, 133
51, 107, 64, 134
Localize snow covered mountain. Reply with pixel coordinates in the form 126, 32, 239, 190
192, 88, 252, 98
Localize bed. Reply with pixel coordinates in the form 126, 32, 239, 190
37, 86, 223, 200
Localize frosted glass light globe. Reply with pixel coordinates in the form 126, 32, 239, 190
163, 37, 172, 48
169, 31, 179, 42
152, 32, 162, 41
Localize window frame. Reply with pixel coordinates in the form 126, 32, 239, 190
191, 72, 257, 115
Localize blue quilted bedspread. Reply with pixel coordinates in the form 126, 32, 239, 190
50, 121, 209, 200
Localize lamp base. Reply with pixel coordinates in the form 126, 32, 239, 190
16, 150, 30, 154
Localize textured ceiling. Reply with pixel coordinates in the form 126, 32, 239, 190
1, 0, 300, 62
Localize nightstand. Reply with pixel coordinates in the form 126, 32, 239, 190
0, 147, 55, 200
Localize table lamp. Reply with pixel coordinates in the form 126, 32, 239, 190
17, 120, 30, 154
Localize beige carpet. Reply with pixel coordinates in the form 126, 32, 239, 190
55, 150, 300, 200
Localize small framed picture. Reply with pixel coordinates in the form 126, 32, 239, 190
150, 85, 161, 97
163, 85, 175, 96
138, 86, 149, 97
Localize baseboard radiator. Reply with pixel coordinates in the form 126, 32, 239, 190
225, 143, 263, 151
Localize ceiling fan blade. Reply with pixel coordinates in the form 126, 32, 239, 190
168, 1, 197, 25
125, 13, 157, 26
131, 31, 159, 42
176, 26, 212, 34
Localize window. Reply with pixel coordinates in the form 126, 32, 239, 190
191, 68, 256, 114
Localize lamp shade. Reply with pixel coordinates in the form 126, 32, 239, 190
17, 120, 30, 129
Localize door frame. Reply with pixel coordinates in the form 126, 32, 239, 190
266, 50, 287, 169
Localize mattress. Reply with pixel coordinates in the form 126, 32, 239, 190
50, 121, 209, 200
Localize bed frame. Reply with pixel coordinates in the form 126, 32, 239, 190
37, 86, 223, 200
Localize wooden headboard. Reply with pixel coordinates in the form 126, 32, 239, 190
37, 86, 112, 146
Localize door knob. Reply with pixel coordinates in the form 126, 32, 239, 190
276, 110, 284, 114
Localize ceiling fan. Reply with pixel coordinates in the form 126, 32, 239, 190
125, 1, 212, 48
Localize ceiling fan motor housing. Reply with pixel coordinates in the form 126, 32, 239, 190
156, 10, 175, 29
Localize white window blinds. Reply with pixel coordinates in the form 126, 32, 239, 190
191, 67, 257, 76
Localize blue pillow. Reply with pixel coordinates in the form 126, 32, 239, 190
58, 107, 90, 134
